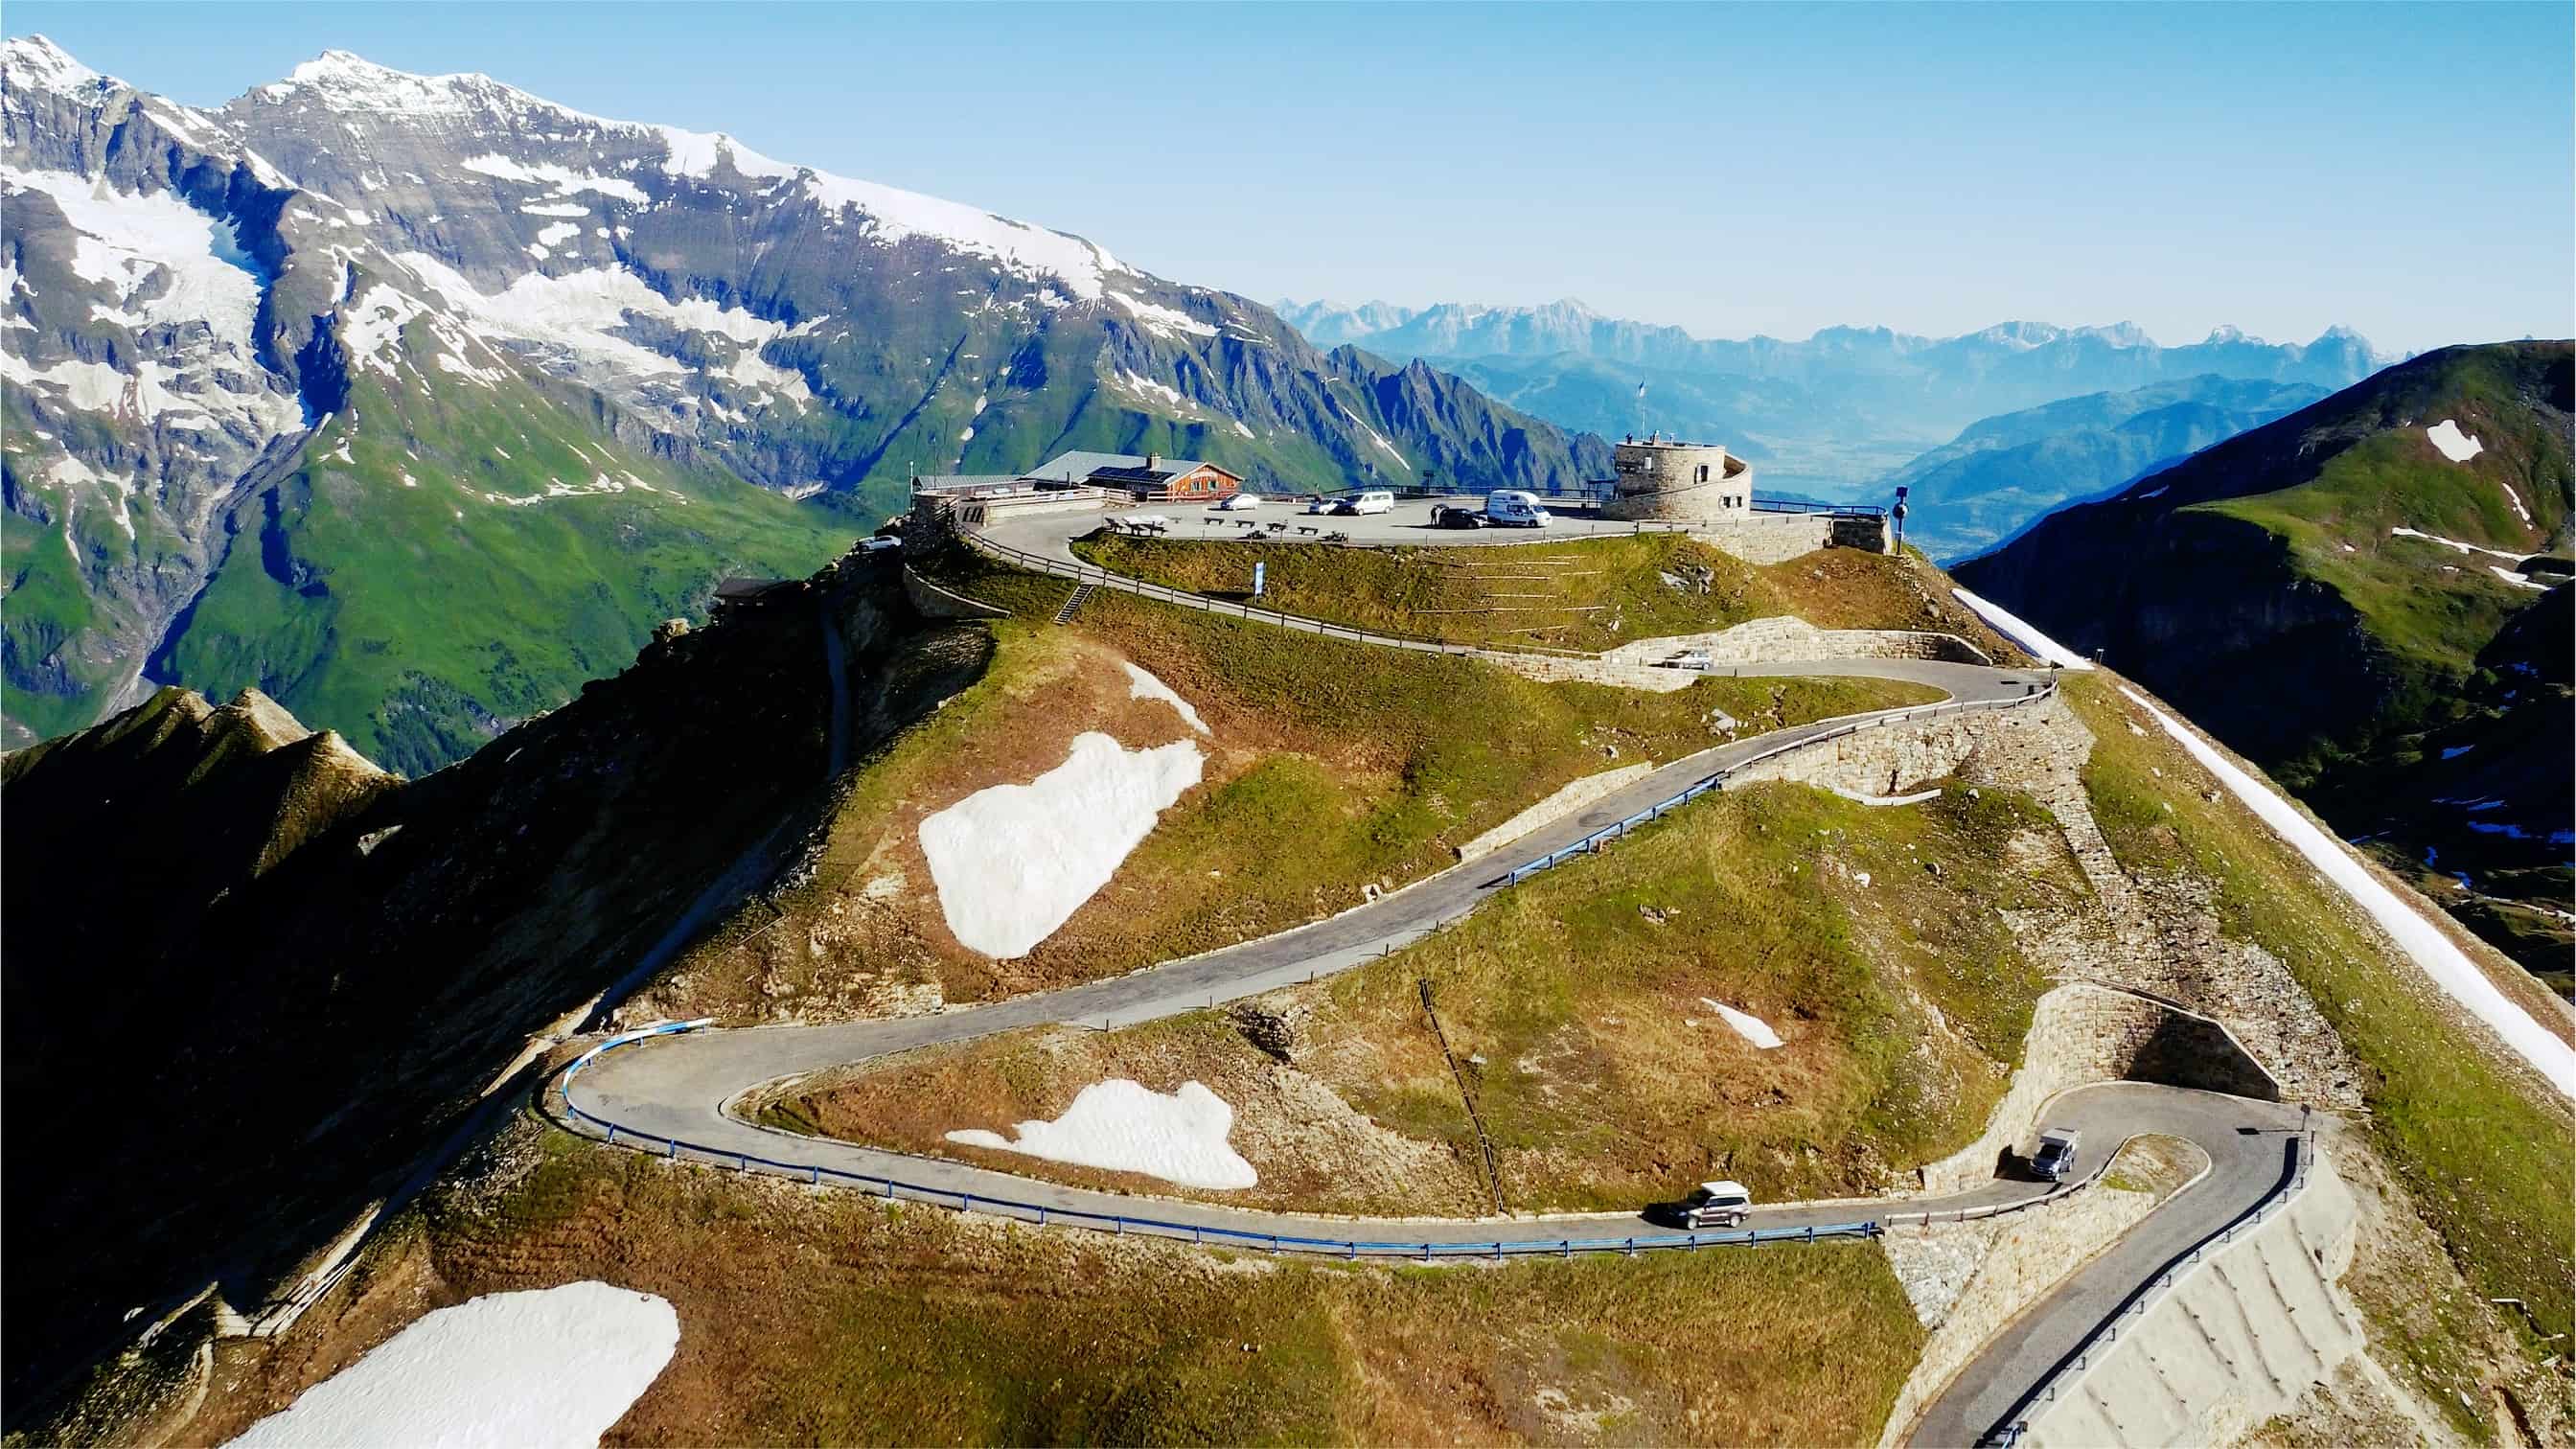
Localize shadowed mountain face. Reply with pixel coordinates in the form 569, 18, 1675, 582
0, 547, 992, 1420
1, 38, 1605, 766
1957, 341, 2575, 986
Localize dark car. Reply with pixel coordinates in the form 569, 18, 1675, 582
1430, 503, 1488, 529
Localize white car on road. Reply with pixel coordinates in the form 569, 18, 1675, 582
1215, 493, 1262, 511
1672, 1179, 1753, 1228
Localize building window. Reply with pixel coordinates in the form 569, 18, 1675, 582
1696, 465, 1709, 483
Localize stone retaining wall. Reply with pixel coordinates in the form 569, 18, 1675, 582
1456, 762, 1656, 860
1599, 616, 1990, 669
1878, 1141, 2202, 1449
2023, 1157, 2362, 1448
1676, 513, 1892, 564
1918, 982, 2279, 1196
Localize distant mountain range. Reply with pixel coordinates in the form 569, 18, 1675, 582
1885, 376, 2333, 561
0, 38, 1603, 769
1276, 297, 2397, 504
1957, 341, 2573, 986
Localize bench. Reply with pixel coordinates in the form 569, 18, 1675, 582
1296, 525, 1320, 537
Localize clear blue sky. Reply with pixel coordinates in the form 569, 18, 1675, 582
12, 2, 2568, 355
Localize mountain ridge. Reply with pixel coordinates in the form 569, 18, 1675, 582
1, 35, 1606, 765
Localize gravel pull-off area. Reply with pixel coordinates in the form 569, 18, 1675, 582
223, 1282, 677, 1448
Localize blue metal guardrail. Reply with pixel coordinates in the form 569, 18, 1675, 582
1994, 1133, 2315, 1443
1503, 685, 2058, 887
555, 1025, 1883, 1260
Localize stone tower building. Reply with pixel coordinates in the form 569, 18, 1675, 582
1600, 437, 1755, 524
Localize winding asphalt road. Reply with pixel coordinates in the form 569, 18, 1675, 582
564, 517, 2310, 1445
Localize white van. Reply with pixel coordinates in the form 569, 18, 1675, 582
1485, 490, 1552, 527
1335, 490, 1395, 517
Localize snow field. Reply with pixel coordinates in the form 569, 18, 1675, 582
947, 1079, 1257, 1189
2117, 686, 2575, 1096
918, 733, 1204, 957
1701, 998, 1784, 1049
225, 1282, 678, 1448
0, 165, 264, 347
1949, 586, 2095, 670
1121, 662, 1209, 735
2425, 419, 2484, 463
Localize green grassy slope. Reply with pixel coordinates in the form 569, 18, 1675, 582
155, 345, 855, 775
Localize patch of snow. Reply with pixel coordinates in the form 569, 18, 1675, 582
917, 732, 1203, 957
394, 253, 805, 384
519, 200, 588, 218
946, 1079, 1255, 1189
2500, 481, 2532, 526
2388, 526, 2525, 563
2425, 419, 2483, 463
1700, 999, 1783, 1049
1108, 290, 1218, 338
2119, 686, 2574, 1096
338, 284, 428, 374
1, 166, 264, 347
2135, 485, 2169, 500
460, 153, 649, 204
1115, 369, 1194, 415
224, 1282, 677, 1449
534, 219, 582, 248
1122, 662, 1209, 735
1950, 586, 2094, 669
2490, 565, 2548, 592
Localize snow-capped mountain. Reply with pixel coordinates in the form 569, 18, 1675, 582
1, 38, 1605, 764
1278, 294, 2390, 396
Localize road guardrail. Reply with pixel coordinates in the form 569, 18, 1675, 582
555, 1026, 1883, 1261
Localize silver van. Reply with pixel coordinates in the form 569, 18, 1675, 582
1336, 490, 1395, 516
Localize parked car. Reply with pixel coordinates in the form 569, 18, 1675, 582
1304, 495, 1336, 515
1485, 489, 1552, 527
1216, 492, 1262, 511
1673, 1180, 1753, 1229
1335, 490, 1395, 516
2031, 1128, 2081, 1182
1430, 503, 1488, 529
1657, 649, 1713, 671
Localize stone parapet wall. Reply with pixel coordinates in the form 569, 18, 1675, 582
1675, 513, 1892, 564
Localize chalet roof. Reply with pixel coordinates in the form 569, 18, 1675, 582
1021, 450, 1238, 487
